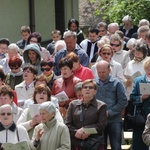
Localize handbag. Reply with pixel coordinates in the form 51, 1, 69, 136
78, 105, 102, 150
124, 104, 146, 130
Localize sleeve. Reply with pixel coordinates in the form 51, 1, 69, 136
108, 81, 128, 117
142, 114, 150, 146
17, 108, 33, 131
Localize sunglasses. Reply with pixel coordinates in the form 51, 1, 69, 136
0, 112, 12, 116
82, 86, 95, 89
110, 43, 121, 47
10, 67, 19, 70
41, 68, 51, 72
102, 52, 111, 55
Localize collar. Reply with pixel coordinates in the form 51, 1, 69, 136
114, 49, 122, 54
9, 68, 23, 77
43, 117, 57, 129
73, 64, 82, 74
0, 122, 16, 132
46, 72, 54, 81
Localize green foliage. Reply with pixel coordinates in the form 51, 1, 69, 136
89, 0, 150, 25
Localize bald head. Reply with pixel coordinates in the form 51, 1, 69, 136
96, 60, 111, 81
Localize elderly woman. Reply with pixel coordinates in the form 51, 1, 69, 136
66, 79, 107, 150
52, 57, 81, 108
17, 84, 63, 139
130, 57, 150, 150
30, 101, 70, 150
0, 43, 24, 74
0, 85, 23, 123
91, 44, 125, 83
0, 104, 29, 146
5, 56, 23, 90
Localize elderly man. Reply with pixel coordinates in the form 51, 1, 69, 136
108, 23, 119, 36
0, 104, 29, 145
53, 31, 89, 75
95, 60, 128, 150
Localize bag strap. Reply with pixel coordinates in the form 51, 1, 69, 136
16, 127, 20, 142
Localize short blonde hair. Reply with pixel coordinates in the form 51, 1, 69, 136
143, 58, 150, 69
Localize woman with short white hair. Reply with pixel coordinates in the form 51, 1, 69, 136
30, 101, 70, 150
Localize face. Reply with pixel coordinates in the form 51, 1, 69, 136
138, 32, 148, 40
22, 32, 30, 41
97, 64, 111, 81
0, 44, 8, 54
40, 109, 54, 123
41, 65, 53, 76
124, 21, 132, 30
35, 90, 48, 104
72, 62, 80, 71
89, 32, 99, 43
100, 48, 112, 62
10, 66, 21, 74
110, 40, 122, 52
8, 50, 18, 59
23, 69, 36, 82
60, 66, 72, 78
0, 106, 13, 126
98, 27, 107, 37
28, 50, 38, 64
65, 37, 76, 52
52, 33, 61, 42
76, 90, 83, 99
108, 26, 118, 35
134, 50, 144, 60
145, 67, 150, 77
70, 23, 78, 31
30, 37, 38, 44
81, 82, 96, 100
0, 94, 13, 106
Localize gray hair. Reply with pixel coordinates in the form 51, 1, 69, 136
54, 40, 66, 52
0, 104, 13, 114
8, 43, 19, 52
39, 101, 56, 116
108, 23, 119, 30
122, 15, 132, 22
138, 19, 150, 27
137, 25, 150, 35
63, 30, 77, 39
127, 38, 137, 49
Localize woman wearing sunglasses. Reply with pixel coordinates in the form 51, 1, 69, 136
91, 44, 125, 83
5, 56, 23, 90
40, 60, 57, 90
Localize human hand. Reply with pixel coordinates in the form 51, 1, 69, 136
36, 129, 43, 140
125, 80, 132, 87
81, 132, 90, 140
30, 114, 41, 127
75, 128, 84, 139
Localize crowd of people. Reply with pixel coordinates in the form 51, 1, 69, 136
0, 15, 150, 150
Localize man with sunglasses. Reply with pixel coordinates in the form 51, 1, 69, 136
110, 34, 130, 70
0, 104, 29, 147
95, 60, 128, 150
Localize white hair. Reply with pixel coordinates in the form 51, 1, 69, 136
54, 40, 66, 52
122, 15, 132, 22
138, 19, 150, 27
0, 104, 13, 114
39, 101, 56, 116
8, 43, 19, 52
126, 38, 137, 49
108, 23, 119, 30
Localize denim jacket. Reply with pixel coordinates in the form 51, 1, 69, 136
95, 75, 128, 123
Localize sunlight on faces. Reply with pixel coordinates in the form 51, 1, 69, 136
8, 50, 18, 59
22, 32, 30, 41
65, 37, 76, 52
60, 66, 73, 78
30, 37, 38, 44
40, 109, 54, 123
23, 69, 36, 82
81, 83, 96, 100
100, 48, 113, 62
0, 94, 13, 106
52, 33, 61, 42
89, 32, 99, 43
35, 90, 48, 104
110, 40, 121, 52
0, 106, 13, 126
28, 50, 38, 64
35, 81, 47, 87
98, 27, 107, 37
41, 65, 53, 76
0, 44, 8, 54
134, 50, 144, 60
124, 21, 132, 30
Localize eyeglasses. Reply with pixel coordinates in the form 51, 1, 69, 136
110, 43, 121, 47
0, 112, 12, 116
41, 68, 51, 72
82, 86, 95, 89
10, 67, 19, 70
102, 52, 111, 55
